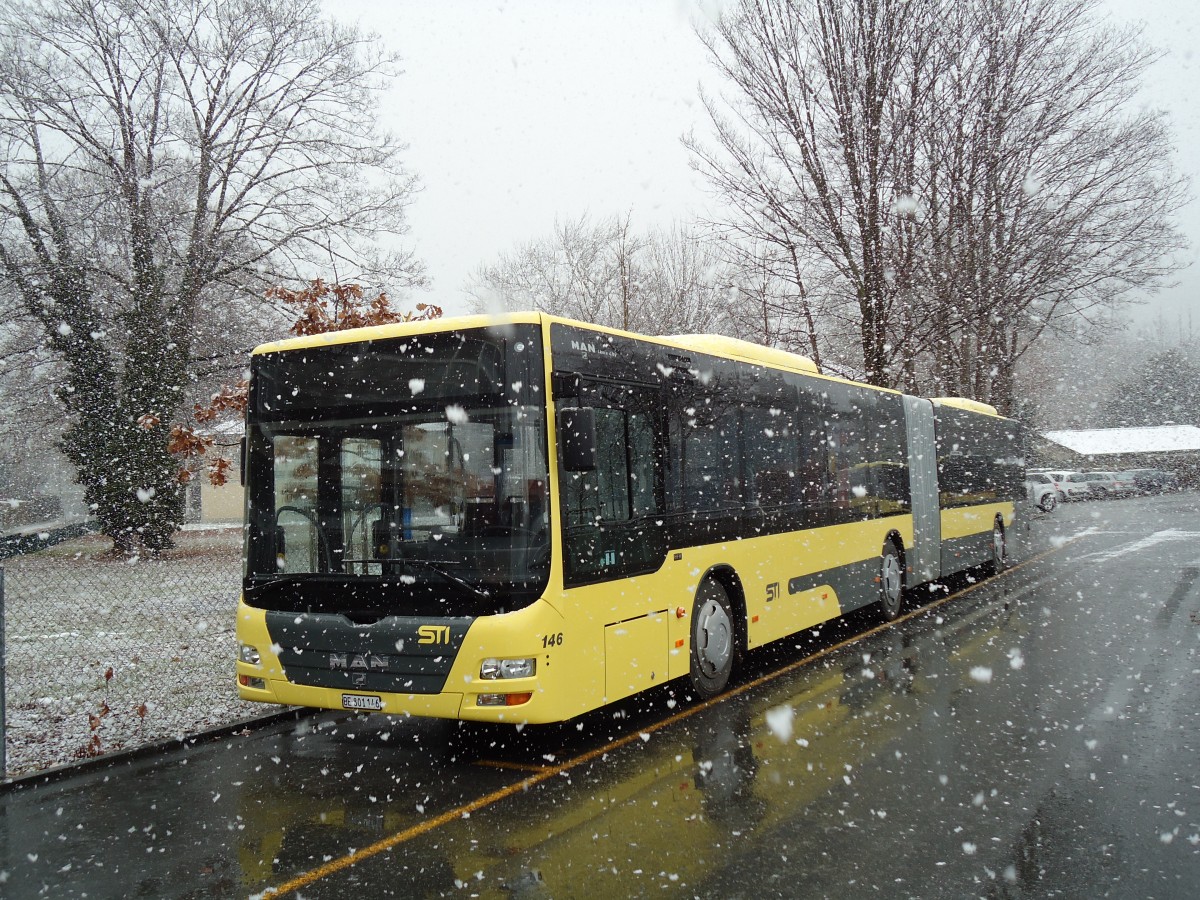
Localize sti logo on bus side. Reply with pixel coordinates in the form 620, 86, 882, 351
418, 625, 452, 645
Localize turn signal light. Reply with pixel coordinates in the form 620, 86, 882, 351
477, 692, 533, 707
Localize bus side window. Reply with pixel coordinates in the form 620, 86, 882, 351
868, 395, 911, 513
825, 401, 871, 520
669, 402, 740, 512
742, 406, 797, 508
592, 408, 632, 521
628, 411, 657, 517
559, 386, 666, 584
563, 407, 632, 525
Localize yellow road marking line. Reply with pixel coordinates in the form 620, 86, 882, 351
261, 542, 1068, 898
471, 759, 553, 773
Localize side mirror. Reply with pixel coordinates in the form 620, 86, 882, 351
558, 407, 597, 472
372, 519, 392, 559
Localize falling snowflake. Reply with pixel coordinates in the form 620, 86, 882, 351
766, 704, 795, 742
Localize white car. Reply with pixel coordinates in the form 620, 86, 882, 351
1045, 470, 1091, 502
1025, 474, 1058, 512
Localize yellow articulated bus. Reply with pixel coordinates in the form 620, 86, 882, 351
236, 313, 1021, 722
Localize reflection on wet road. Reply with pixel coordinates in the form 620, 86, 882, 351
2, 494, 1198, 898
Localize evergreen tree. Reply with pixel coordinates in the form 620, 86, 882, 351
1103, 350, 1200, 428
0, 0, 423, 552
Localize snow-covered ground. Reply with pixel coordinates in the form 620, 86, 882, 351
2, 527, 265, 778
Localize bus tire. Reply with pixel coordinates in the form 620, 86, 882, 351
879, 539, 905, 621
990, 518, 1008, 573
689, 578, 735, 699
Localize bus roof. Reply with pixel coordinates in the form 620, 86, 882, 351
249, 311, 545, 356
665, 333, 819, 374
930, 397, 1001, 417
250, 313, 821, 377
249, 312, 998, 413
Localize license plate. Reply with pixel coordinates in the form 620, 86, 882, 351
342, 694, 383, 711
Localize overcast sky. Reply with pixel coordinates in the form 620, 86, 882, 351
329, 0, 1199, 327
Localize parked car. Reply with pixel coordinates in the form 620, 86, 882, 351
1057, 471, 1096, 501
1107, 471, 1136, 495
1128, 468, 1177, 494
1064, 471, 1107, 499
1073, 471, 1125, 498
1036, 470, 1080, 502
1024, 474, 1058, 512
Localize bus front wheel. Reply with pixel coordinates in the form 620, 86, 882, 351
689, 578, 735, 699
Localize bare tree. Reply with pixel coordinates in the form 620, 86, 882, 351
467, 214, 626, 325
689, 0, 933, 386
914, 0, 1187, 409
715, 232, 874, 374
638, 225, 740, 335
467, 213, 737, 337
0, 0, 424, 551
690, 0, 1187, 411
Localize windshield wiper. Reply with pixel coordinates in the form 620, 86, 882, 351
407, 559, 491, 601
246, 573, 317, 597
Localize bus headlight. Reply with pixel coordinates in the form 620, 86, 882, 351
480, 657, 536, 680
239, 644, 261, 665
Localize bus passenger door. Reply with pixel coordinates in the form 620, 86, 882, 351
557, 381, 665, 587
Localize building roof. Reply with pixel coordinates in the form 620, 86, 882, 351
1041, 425, 1200, 456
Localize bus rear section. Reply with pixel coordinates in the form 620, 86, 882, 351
543, 322, 1020, 708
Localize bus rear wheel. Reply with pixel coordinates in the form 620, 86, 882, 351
879, 540, 905, 621
689, 578, 735, 699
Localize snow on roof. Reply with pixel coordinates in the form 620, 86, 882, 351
1041, 425, 1200, 456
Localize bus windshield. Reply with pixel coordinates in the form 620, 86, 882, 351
242, 324, 549, 617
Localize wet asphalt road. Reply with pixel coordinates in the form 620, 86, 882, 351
1, 493, 1198, 899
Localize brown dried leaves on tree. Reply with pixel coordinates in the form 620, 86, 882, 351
172, 280, 441, 487
272, 279, 440, 336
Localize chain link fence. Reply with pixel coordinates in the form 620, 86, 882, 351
1, 527, 266, 779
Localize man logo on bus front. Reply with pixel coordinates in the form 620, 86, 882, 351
329, 652, 390, 672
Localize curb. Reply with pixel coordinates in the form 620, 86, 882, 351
1, 706, 318, 793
